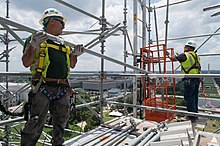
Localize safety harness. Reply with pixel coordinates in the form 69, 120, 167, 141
181, 52, 220, 108
181, 52, 201, 74
39, 86, 68, 101
31, 41, 71, 101
31, 42, 71, 78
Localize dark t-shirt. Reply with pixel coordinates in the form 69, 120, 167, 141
176, 53, 187, 63
46, 40, 69, 79
23, 36, 71, 80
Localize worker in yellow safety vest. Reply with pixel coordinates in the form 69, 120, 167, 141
168, 40, 201, 123
21, 8, 84, 146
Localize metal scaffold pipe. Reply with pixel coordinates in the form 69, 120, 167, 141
153, 6, 162, 73
123, 0, 128, 116
78, 122, 126, 146
211, 11, 220, 17
164, 0, 169, 49
76, 100, 99, 109
137, 131, 155, 146
108, 101, 220, 119
144, 132, 160, 146
195, 26, 220, 53
198, 53, 220, 57
148, 73, 220, 78
54, 0, 100, 21
86, 25, 122, 49
84, 23, 120, 48
203, 4, 220, 12
2, 72, 220, 79
129, 128, 152, 146
0, 16, 148, 74
133, 0, 138, 118
76, 95, 100, 118
154, 32, 220, 42
1, 72, 220, 79
104, 126, 135, 146
0, 117, 24, 126
0, 22, 24, 46
97, 124, 135, 146
0, 72, 31, 76
155, 0, 192, 9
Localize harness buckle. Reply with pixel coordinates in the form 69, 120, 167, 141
57, 79, 61, 84
39, 86, 45, 92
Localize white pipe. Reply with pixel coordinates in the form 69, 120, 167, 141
108, 101, 220, 119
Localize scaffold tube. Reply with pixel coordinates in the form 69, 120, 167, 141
78, 122, 126, 146
0, 117, 24, 126
107, 101, 220, 119
2, 72, 220, 78
137, 132, 155, 146
105, 127, 135, 146
129, 128, 152, 146
96, 124, 134, 146
0, 16, 148, 74
144, 132, 160, 146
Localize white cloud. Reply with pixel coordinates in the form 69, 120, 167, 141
0, 0, 220, 72
151, 0, 220, 71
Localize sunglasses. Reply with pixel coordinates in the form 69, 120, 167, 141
53, 18, 65, 27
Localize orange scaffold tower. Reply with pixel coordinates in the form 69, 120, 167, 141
140, 44, 176, 122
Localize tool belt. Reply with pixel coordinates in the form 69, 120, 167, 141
44, 78, 69, 86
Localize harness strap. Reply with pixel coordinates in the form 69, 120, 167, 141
182, 64, 200, 74
39, 86, 68, 101
37, 43, 47, 73
182, 52, 200, 74
47, 44, 71, 55
34, 42, 71, 80
190, 53, 201, 72
43, 78, 69, 86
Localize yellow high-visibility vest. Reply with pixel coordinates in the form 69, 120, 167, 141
181, 51, 201, 74
30, 42, 71, 78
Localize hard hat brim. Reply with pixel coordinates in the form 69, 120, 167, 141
39, 16, 67, 25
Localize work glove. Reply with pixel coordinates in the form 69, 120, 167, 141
30, 31, 48, 49
73, 44, 84, 56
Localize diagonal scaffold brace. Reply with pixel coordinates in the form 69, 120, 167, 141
0, 16, 148, 75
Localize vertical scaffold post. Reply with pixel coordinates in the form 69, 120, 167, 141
123, 0, 128, 115
133, 0, 138, 118
5, 0, 10, 146
99, 0, 107, 123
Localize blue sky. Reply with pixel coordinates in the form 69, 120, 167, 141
0, 0, 220, 72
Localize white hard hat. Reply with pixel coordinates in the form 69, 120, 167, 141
185, 40, 196, 48
39, 8, 66, 25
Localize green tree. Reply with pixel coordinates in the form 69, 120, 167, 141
84, 115, 100, 132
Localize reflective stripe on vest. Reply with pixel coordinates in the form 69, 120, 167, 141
30, 42, 71, 78
47, 43, 71, 55
181, 51, 201, 74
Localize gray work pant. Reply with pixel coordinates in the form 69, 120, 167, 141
21, 86, 70, 146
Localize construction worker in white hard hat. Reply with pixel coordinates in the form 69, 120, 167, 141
168, 40, 201, 124
39, 8, 67, 32
21, 8, 84, 146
